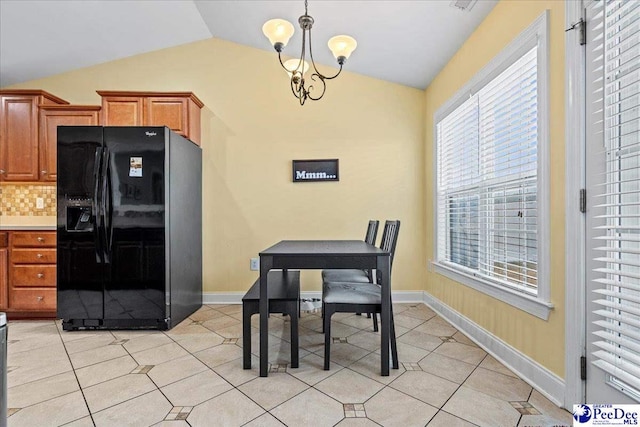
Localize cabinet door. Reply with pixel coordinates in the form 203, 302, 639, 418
101, 97, 143, 126
0, 248, 7, 310
0, 96, 39, 181
144, 97, 188, 136
39, 107, 100, 182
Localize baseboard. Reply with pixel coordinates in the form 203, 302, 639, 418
203, 290, 426, 305
203, 292, 244, 304
423, 291, 566, 407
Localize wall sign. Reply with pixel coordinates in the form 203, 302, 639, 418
292, 159, 339, 182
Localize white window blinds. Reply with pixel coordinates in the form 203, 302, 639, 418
437, 46, 539, 294
591, 0, 640, 397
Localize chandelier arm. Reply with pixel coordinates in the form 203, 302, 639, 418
290, 66, 308, 105
298, 23, 308, 75
306, 27, 343, 81
277, 52, 289, 72
299, 26, 309, 103
290, 76, 303, 101
306, 26, 323, 79
306, 73, 327, 101
280, 49, 307, 104
318, 65, 343, 80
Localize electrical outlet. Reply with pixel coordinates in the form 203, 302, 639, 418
36, 197, 44, 209
250, 258, 259, 271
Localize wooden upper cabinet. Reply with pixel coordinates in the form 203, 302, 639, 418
39, 105, 101, 182
100, 95, 144, 126
98, 91, 203, 145
0, 90, 68, 181
146, 97, 187, 134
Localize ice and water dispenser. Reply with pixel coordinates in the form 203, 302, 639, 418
65, 196, 94, 232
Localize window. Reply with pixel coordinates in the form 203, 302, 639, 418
433, 12, 552, 319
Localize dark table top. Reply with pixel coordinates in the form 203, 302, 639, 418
260, 240, 390, 257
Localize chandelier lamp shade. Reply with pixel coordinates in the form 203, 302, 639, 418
262, 0, 357, 105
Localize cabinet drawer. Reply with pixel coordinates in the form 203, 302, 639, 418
11, 248, 56, 264
11, 232, 56, 247
11, 265, 56, 287
9, 288, 56, 311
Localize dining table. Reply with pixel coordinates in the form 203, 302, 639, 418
258, 240, 392, 377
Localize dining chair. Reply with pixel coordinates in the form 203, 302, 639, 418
322, 220, 401, 370
321, 219, 379, 283
320, 220, 379, 326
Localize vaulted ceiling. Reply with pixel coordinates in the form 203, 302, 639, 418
0, 0, 497, 89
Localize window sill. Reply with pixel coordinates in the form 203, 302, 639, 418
432, 261, 554, 320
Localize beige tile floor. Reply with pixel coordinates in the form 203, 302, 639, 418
5, 303, 573, 427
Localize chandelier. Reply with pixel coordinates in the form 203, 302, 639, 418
262, 0, 357, 105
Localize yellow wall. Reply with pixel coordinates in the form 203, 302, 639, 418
424, 0, 566, 376
6, 38, 426, 294
6, 0, 567, 378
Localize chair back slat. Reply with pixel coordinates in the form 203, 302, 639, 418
376, 220, 401, 283
365, 220, 379, 245
379, 221, 400, 259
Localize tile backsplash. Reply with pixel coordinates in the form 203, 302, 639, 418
0, 184, 56, 216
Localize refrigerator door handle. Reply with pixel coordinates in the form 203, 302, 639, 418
105, 156, 114, 259
101, 148, 111, 264
93, 147, 103, 263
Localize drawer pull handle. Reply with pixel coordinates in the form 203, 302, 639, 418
37, 237, 45, 242
37, 273, 44, 278
36, 253, 43, 258
36, 296, 44, 301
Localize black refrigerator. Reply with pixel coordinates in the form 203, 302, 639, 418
57, 126, 202, 330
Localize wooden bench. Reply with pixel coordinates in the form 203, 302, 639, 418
242, 270, 300, 369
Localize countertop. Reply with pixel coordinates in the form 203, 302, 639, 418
0, 216, 56, 230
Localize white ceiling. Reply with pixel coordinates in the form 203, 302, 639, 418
0, 0, 497, 90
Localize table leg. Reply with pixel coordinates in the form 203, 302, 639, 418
379, 256, 391, 376
259, 256, 273, 377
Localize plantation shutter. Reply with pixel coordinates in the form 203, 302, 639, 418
591, 0, 640, 393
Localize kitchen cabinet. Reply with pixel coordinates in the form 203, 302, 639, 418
0, 232, 7, 310
98, 91, 204, 145
39, 105, 101, 182
7, 231, 57, 318
0, 90, 68, 181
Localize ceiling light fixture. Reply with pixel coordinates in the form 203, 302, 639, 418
262, 0, 357, 105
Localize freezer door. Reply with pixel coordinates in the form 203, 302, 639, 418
102, 127, 166, 321
57, 126, 105, 322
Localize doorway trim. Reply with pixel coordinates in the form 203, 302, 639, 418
564, 0, 586, 409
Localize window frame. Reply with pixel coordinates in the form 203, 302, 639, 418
432, 10, 553, 320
